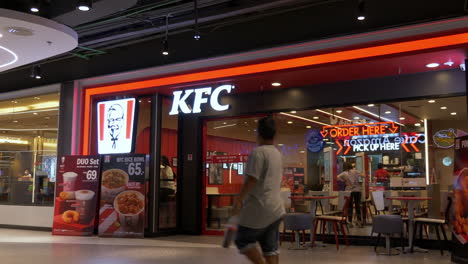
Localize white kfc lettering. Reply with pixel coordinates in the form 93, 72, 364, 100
169, 85, 233, 115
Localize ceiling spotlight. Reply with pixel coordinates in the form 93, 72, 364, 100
278, 144, 284, 146
426, 63, 439, 68
306, 126, 311, 129
440, 106, 447, 110
12, 120, 18, 123
385, 111, 391, 114
30, 65, 42, 79
77, 0, 92, 11
290, 111, 296, 114
451, 112, 457, 116
354, 116, 360, 120
428, 100, 436, 103
162, 39, 169, 56
444, 61, 454, 67
193, 0, 200, 40
415, 123, 421, 127
287, 121, 293, 124
162, 15, 170, 56
272, 82, 282, 87
399, 117, 405, 120
30, 0, 40, 12
30, 7, 39, 13
357, 0, 366, 21
193, 32, 201, 40
33, 112, 38, 115
34, 97, 40, 100
336, 110, 343, 114
313, 116, 319, 120
368, 104, 374, 107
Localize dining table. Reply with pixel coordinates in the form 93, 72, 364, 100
289, 195, 337, 248
386, 196, 432, 253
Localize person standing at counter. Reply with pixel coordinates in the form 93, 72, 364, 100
233, 116, 285, 264
160, 156, 176, 200
337, 162, 364, 227
374, 163, 389, 189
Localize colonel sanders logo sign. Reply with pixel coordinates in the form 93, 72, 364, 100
97, 98, 136, 154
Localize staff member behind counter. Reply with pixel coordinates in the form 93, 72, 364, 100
374, 163, 389, 189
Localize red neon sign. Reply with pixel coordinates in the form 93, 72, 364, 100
321, 122, 399, 138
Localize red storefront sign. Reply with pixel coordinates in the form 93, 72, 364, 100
207, 155, 249, 164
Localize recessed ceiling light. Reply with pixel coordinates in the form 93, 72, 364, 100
354, 117, 360, 120
306, 126, 311, 129
336, 110, 343, 114
368, 104, 375, 107
11, 101, 17, 104
44, 117, 50, 120
428, 100, 436, 103
278, 144, 284, 146
399, 117, 405, 120
287, 121, 293, 124
451, 112, 457, 116
77, 0, 92, 11
440, 106, 447, 110
426, 63, 439, 68
34, 97, 40, 100
223, 122, 227, 125
30, 7, 39, 13
415, 123, 421, 127
12, 120, 18, 123
290, 111, 296, 114
357, 15, 365, 21
33, 112, 38, 115
0, 33, 3, 38
313, 116, 319, 120
444, 61, 454, 67
385, 111, 391, 114
272, 82, 282, 87
299, 150, 305, 154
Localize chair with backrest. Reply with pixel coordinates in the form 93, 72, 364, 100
371, 215, 404, 255
412, 197, 452, 255
280, 189, 314, 247
312, 196, 351, 250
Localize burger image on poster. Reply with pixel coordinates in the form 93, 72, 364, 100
305, 129, 324, 153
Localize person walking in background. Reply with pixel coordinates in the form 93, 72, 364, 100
233, 116, 285, 264
337, 162, 364, 227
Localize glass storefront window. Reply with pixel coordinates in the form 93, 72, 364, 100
0, 93, 59, 206
203, 96, 467, 238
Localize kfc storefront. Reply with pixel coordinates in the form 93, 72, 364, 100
61, 19, 468, 238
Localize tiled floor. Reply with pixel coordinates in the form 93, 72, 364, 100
0, 229, 452, 264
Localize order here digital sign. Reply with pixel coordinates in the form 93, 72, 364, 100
320, 122, 424, 155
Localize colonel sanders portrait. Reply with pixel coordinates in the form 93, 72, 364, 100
107, 104, 124, 149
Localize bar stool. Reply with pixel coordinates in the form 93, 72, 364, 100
372, 215, 404, 255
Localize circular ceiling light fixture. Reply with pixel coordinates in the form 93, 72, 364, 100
30, 7, 39, 13
440, 106, 447, 110
385, 111, 391, 114
336, 110, 343, 114
77, 0, 92, 11
399, 117, 405, 120
271, 82, 281, 87
30, 65, 42, 79
451, 112, 457, 116
354, 116, 360, 120
415, 123, 421, 127
287, 121, 293, 124
313, 116, 319, 120
306, 126, 311, 129
368, 104, 375, 107
426, 63, 440, 68
290, 111, 296, 114
428, 99, 436, 103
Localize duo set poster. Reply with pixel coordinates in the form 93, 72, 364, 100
52, 154, 146, 238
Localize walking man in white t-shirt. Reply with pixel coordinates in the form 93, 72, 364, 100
233, 116, 285, 264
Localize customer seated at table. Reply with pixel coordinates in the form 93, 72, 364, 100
374, 163, 389, 189
337, 162, 364, 227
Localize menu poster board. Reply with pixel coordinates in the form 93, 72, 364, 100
52, 155, 101, 236
452, 136, 468, 263
98, 154, 146, 238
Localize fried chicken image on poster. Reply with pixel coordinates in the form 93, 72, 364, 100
97, 98, 136, 154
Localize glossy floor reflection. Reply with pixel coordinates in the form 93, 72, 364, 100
0, 229, 451, 264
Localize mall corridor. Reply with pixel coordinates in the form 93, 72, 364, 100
0, 229, 451, 264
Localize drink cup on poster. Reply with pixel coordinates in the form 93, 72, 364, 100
114, 190, 145, 229
73, 190, 96, 224
101, 169, 129, 202
63, 172, 78, 191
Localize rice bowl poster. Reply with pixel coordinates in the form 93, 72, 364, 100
98, 154, 146, 238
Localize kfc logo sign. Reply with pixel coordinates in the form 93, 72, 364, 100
169, 85, 233, 115
97, 98, 136, 154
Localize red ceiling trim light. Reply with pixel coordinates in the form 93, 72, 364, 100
81, 32, 468, 154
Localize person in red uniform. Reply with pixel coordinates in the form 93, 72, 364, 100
374, 163, 389, 189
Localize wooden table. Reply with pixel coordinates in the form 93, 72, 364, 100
290, 196, 337, 248
206, 193, 237, 228
386, 197, 432, 253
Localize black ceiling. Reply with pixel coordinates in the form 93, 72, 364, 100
0, 0, 466, 92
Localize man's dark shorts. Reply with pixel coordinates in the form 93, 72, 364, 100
235, 218, 282, 256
